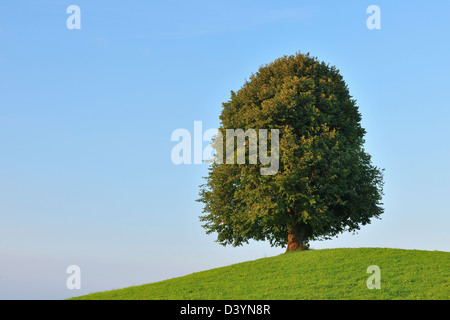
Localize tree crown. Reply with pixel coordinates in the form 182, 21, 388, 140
198, 52, 384, 249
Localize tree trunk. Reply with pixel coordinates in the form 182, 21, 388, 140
285, 223, 308, 253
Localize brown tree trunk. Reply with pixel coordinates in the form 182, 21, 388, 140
285, 223, 308, 253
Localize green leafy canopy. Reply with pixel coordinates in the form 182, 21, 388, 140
198, 52, 384, 249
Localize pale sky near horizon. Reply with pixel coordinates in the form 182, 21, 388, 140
0, 0, 449, 299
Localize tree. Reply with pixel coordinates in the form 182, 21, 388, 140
198, 52, 384, 252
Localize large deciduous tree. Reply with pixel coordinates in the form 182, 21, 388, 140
198, 52, 384, 252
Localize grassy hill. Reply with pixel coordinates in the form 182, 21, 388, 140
70, 248, 449, 300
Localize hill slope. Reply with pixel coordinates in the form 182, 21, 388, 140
71, 248, 449, 300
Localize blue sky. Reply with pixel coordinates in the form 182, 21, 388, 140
0, 0, 449, 299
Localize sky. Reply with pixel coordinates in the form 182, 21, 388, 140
0, 0, 449, 299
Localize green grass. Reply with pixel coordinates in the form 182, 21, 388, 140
70, 248, 449, 300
